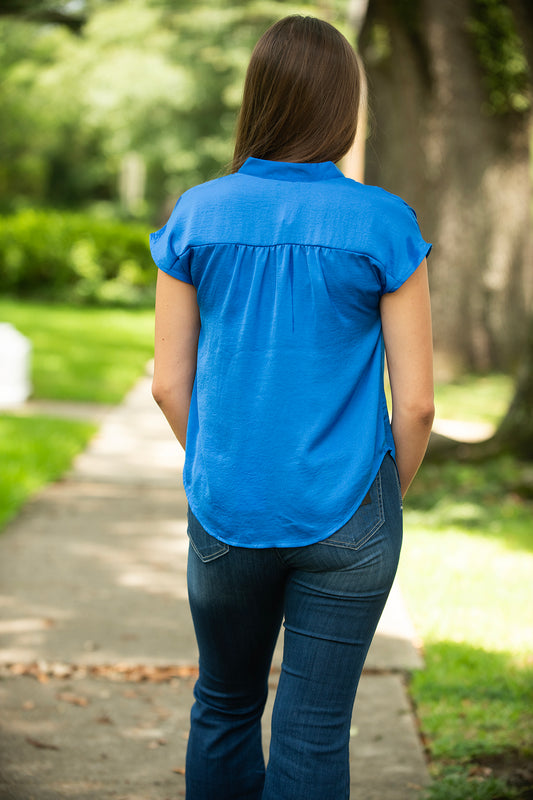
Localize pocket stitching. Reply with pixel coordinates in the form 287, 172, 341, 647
320, 469, 385, 552
187, 508, 230, 563
187, 533, 229, 563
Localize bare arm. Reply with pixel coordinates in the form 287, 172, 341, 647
380, 259, 435, 496
152, 269, 201, 450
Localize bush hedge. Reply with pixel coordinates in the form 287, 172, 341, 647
0, 209, 156, 306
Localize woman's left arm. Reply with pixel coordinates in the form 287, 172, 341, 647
152, 269, 201, 450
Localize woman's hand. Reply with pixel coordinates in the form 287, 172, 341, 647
152, 269, 201, 450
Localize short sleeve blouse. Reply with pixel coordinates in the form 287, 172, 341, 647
150, 157, 431, 547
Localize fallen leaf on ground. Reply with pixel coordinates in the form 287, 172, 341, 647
148, 738, 167, 749
26, 737, 60, 751
57, 691, 89, 707
2, 661, 198, 683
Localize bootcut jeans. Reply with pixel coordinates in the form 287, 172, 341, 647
185, 452, 403, 800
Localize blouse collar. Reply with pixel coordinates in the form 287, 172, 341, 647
238, 156, 344, 183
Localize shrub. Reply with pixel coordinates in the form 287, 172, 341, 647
0, 209, 155, 306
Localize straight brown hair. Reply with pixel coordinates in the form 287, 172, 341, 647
232, 16, 361, 171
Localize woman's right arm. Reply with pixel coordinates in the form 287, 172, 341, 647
380, 258, 435, 497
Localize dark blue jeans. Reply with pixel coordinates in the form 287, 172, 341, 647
185, 453, 403, 800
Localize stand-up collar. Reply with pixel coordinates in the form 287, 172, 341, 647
238, 156, 344, 183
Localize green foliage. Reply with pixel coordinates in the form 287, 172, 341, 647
421, 768, 522, 800
402, 486, 532, 656
467, 0, 531, 115
407, 454, 533, 517
0, 299, 155, 531
0, 300, 154, 403
400, 453, 533, 799
0, 0, 86, 31
0, 414, 96, 530
364, 22, 392, 64
434, 373, 513, 426
0, 0, 351, 214
0, 210, 154, 306
412, 643, 533, 761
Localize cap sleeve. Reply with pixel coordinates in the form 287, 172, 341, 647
149, 198, 193, 285
377, 197, 432, 294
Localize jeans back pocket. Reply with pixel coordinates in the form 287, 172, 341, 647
187, 507, 230, 563
320, 466, 385, 551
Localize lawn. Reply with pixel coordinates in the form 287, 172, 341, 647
0, 415, 97, 529
401, 456, 533, 799
0, 299, 155, 403
433, 373, 513, 426
0, 300, 154, 529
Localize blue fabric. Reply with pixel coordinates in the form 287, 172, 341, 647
150, 157, 431, 548
185, 452, 403, 800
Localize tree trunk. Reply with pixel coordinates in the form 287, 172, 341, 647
492, 315, 533, 458
424, 309, 533, 460
359, 0, 532, 377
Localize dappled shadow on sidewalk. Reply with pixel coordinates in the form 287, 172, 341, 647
0, 481, 193, 667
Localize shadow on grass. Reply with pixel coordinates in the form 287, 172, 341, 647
407, 457, 533, 554
412, 641, 533, 799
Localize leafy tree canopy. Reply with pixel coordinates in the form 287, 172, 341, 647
0, 0, 349, 217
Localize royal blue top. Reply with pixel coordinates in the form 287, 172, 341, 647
150, 157, 431, 547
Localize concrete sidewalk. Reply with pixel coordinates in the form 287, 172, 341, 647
0, 372, 430, 799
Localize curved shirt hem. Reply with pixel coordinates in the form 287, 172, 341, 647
184, 448, 393, 550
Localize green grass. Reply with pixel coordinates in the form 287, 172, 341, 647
417, 770, 523, 800
433, 373, 513, 426
400, 457, 533, 799
385, 372, 513, 429
0, 414, 97, 529
0, 299, 154, 403
0, 299, 154, 529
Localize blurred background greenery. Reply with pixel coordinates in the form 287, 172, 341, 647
0, 1, 532, 797
1, 0, 354, 219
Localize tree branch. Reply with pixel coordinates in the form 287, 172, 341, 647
0, 3, 86, 32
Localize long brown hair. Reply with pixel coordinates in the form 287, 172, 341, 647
232, 16, 361, 171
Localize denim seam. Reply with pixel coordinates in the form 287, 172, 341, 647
389, 454, 404, 511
